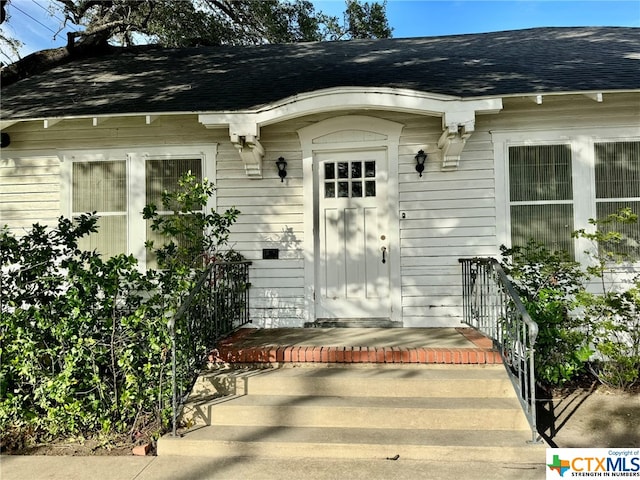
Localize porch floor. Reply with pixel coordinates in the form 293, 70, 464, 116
213, 327, 501, 365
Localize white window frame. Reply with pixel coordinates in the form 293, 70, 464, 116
59, 145, 217, 270
493, 126, 640, 265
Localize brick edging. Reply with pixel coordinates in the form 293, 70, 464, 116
212, 328, 501, 365
455, 327, 496, 349
214, 346, 501, 365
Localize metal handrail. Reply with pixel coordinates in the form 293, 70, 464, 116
459, 257, 540, 443
169, 260, 252, 436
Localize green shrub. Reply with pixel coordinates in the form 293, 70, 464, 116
573, 207, 640, 390
502, 207, 640, 391
0, 216, 167, 445
0, 174, 241, 448
500, 241, 590, 387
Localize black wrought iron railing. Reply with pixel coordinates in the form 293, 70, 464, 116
459, 258, 540, 443
169, 260, 251, 436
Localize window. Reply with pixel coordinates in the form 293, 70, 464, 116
508, 145, 575, 255
323, 160, 376, 198
594, 141, 640, 259
497, 131, 640, 264
73, 161, 127, 258
145, 158, 203, 269
61, 146, 214, 269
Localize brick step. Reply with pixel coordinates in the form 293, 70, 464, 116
214, 345, 500, 365
158, 425, 545, 462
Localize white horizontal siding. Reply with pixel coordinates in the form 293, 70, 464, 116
398, 120, 498, 327
2, 93, 638, 329
489, 95, 640, 131
218, 123, 307, 327
0, 154, 61, 234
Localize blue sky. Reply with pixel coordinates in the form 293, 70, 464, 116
2, 0, 639, 62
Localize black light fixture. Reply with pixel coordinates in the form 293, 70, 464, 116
275, 157, 287, 182
415, 150, 427, 177
0, 132, 10, 149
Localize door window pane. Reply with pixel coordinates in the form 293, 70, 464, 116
365, 161, 376, 178
322, 160, 376, 199
365, 181, 376, 197
325, 182, 336, 198
352, 181, 362, 198
324, 163, 335, 180
351, 162, 362, 179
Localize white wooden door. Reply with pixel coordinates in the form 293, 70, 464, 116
316, 150, 390, 319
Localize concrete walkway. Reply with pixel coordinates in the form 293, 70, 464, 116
1, 454, 547, 479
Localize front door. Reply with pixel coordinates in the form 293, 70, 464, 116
316, 150, 390, 319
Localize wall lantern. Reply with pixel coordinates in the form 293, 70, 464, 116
415, 150, 427, 177
275, 157, 287, 182
0, 132, 10, 149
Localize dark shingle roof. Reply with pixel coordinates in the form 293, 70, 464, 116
2, 27, 639, 120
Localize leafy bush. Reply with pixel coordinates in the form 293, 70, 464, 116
573, 207, 640, 390
577, 285, 640, 390
500, 241, 591, 386
0, 216, 166, 447
0, 174, 241, 449
502, 207, 640, 390
143, 172, 239, 273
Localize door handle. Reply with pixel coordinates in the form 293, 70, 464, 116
381, 246, 387, 264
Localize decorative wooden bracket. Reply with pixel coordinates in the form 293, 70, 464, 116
230, 133, 264, 178
198, 115, 265, 178
438, 112, 475, 171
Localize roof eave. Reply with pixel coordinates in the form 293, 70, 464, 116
2, 88, 638, 130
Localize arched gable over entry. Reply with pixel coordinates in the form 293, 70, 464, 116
199, 88, 502, 178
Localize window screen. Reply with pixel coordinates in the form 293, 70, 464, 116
72, 161, 127, 258
509, 145, 574, 255
145, 159, 203, 269
594, 141, 640, 259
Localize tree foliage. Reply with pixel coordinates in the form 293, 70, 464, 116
1, 0, 392, 85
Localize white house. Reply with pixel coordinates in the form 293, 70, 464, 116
1, 27, 639, 328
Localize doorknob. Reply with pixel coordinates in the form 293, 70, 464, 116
381, 246, 387, 264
